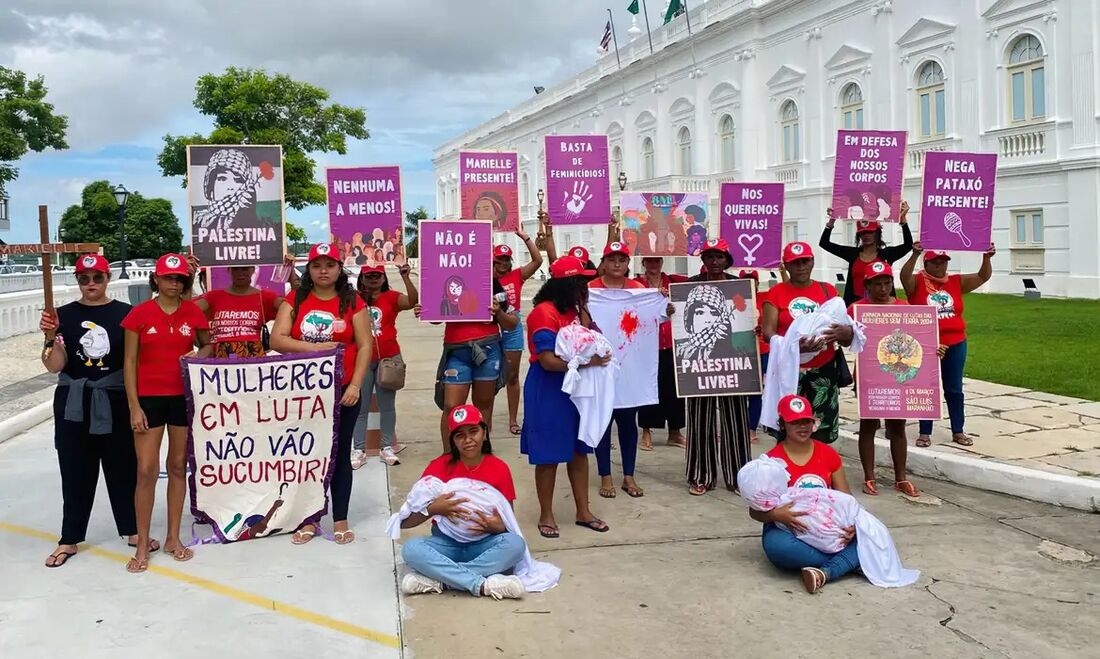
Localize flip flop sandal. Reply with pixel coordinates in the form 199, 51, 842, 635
537, 524, 560, 539
862, 480, 879, 496
128, 539, 160, 553
688, 484, 707, 496
598, 486, 617, 499
126, 557, 149, 574
621, 484, 644, 498
895, 480, 921, 498
166, 546, 194, 562
639, 442, 653, 452
509, 423, 522, 436
801, 567, 827, 594
46, 550, 76, 568
291, 527, 317, 545
667, 439, 687, 449
574, 518, 609, 533
334, 530, 355, 545
952, 435, 974, 447
915, 437, 932, 448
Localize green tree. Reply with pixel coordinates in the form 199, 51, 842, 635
58, 181, 183, 261
157, 67, 368, 209
285, 221, 307, 243
403, 206, 428, 259
0, 66, 69, 193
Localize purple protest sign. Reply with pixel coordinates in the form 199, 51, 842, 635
459, 151, 519, 232
919, 152, 998, 252
719, 182, 785, 268
854, 304, 942, 420
545, 135, 611, 225
832, 130, 907, 222
208, 265, 287, 297
418, 220, 493, 322
326, 166, 405, 267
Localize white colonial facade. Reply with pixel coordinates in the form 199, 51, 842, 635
434, 0, 1100, 298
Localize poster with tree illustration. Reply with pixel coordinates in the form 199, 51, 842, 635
854, 304, 942, 420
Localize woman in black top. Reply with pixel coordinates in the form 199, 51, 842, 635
38, 254, 149, 568
819, 201, 912, 306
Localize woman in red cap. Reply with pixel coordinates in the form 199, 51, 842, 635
762, 242, 853, 445
493, 230, 543, 436
751, 394, 859, 594
848, 261, 919, 498
39, 254, 145, 568
819, 201, 912, 306
193, 254, 299, 358
635, 256, 688, 450
350, 262, 418, 469
122, 253, 211, 572
900, 242, 996, 448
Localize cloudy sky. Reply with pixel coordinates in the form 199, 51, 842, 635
1, 0, 641, 245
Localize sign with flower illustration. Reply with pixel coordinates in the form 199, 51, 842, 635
853, 304, 942, 420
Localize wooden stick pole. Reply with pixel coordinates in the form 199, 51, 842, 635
39, 206, 55, 313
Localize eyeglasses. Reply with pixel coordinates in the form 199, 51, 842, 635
77, 273, 107, 285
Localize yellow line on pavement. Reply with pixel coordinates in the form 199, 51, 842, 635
0, 521, 401, 650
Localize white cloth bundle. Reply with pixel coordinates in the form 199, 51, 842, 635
385, 476, 561, 592
760, 297, 866, 431
555, 322, 618, 448
737, 455, 919, 588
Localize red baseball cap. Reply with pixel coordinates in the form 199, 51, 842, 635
855, 220, 881, 235
308, 243, 340, 263
864, 260, 893, 282
782, 242, 814, 263
360, 264, 385, 275
737, 269, 760, 281
923, 250, 951, 262
75, 253, 110, 274
778, 394, 816, 423
568, 246, 590, 262
447, 404, 484, 434
493, 244, 513, 259
155, 253, 190, 277
700, 237, 732, 257
603, 241, 630, 258
550, 255, 596, 279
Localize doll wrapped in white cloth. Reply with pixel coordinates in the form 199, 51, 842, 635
737, 455, 920, 588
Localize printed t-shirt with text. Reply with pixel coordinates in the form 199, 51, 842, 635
203, 288, 280, 344
289, 293, 366, 387
497, 268, 524, 314
767, 281, 839, 369
909, 273, 966, 346
766, 441, 842, 490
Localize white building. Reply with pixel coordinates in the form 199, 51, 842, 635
434, 0, 1100, 298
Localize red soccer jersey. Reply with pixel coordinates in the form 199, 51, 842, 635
909, 273, 966, 346
497, 268, 524, 313
421, 454, 516, 502
766, 441, 843, 490
525, 301, 578, 363
366, 290, 402, 359
203, 289, 280, 344
289, 292, 365, 386
121, 299, 209, 396
766, 281, 839, 369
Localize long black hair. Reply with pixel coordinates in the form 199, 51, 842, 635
853, 228, 887, 251
533, 275, 589, 314
291, 266, 357, 322
356, 271, 391, 304
148, 272, 194, 295
447, 422, 493, 464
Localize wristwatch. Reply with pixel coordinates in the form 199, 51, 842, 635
43, 338, 55, 349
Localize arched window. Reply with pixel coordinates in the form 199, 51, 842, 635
1008, 34, 1045, 123
718, 114, 735, 171
520, 172, 530, 207
780, 100, 800, 163
840, 83, 864, 130
611, 145, 623, 182
916, 61, 946, 139
677, 127, 693, 175
641, 137, 655, 180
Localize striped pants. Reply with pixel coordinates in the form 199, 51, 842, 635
685, 396, 751, 490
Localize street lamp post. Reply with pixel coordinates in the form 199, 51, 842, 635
112, 184, 131, 279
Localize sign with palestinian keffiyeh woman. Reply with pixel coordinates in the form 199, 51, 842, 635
187, 145, 287, 267
670, 280, 762, 397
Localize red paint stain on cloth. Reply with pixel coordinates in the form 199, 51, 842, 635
619, 311, 640, 341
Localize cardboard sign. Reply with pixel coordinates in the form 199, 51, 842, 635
418, 220, 493, 322
719, 182, 785, 269
326, 166, 405, 266
831, 130, 907, 223
854, 304, 942, 420
545, 135, 611, 225
187, 145, 286, 267
919, 152, 998, 252
459, 151, 519, 232
183, 349, 342, 542
620, 192, 710, 257
670, 279, 762, 397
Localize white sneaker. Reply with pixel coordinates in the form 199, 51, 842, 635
380, 447, 401, 466
350, 449, 367, 470
482, 574, 525, 600
401, 572, 443, 596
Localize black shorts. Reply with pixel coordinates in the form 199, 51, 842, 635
138, 395, 188, 428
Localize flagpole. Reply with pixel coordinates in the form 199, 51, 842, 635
607, 8, 622, 70
683, 0, 698, 70
640, 0, 655, 55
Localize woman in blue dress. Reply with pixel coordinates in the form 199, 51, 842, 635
521, 255, 611, 539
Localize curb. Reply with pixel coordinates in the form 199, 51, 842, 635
835, 429, 1100, 513
0, 401, 53, 446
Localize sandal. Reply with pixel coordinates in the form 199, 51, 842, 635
574, 518, 610, 533
598, 485, 617, 499
801, 567, 827, 594
509, 423, 522, 436
291, 527, 317, 545
895, 480, 921, 498
621, 483, 644, 498
126, 557, 149, 574
862, 480, 879, 496
537, 524, 560, 539
127, 539, 160, 553
688, 483, 708, 496
952, 434, 973, 447
165, 546, 194, 562
667, 438, 687, 449
45, 548, 76, 568
334, 530, 355, 545
915, 436, 932, 448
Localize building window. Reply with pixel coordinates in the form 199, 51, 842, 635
641, 137, 655, 180
1008, 35, 1046, 123
783, 221, 799, 245
780, 100, 800, 163
916, 61, 946, 139
520, 172, 530, 207
840, 83, 864, 130
677, 127, 693, 175
611, 145, 623, 182
1012, 209, 1044, 246
718, 114, 735, 171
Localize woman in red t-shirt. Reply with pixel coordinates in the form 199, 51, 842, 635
271, 243, 373, 546
194, 254, 299, 358
350, 263, 419, 469
122, 253, 211, 572
752, 394, 859, 594
634, 256, 688, 451
818, 202, 913, 306
493, 231, 543, 437
900, 242, 996, 448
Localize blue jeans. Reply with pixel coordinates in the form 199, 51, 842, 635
442, 343, 502, 384
919, 340, 967, 435
352, 359, 398, 451
596, 407, 639, 477
761, 523, 860, 582
401, 526, 527, 595
747, 353, 770, 430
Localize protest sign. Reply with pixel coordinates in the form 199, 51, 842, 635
719, 182, 785, 268
620, 192, 710, 257
831, 130, 907, 222
854, 304, 942, 420
670, 279, 762, 397
459, 150, 519, 232
326, 166, 405, 267
208, 265, 287, 297
919, 152, 997, 252
183, 349, 342, 542
187, 145, 286, 267
545, 135, 611, 225
418, 220, 493, 322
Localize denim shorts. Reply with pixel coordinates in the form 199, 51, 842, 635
442, 342, 502, 385
501, 312, 525, 352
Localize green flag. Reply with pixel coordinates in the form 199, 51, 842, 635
664, 0, 683, 24
627, 0, 639, 14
